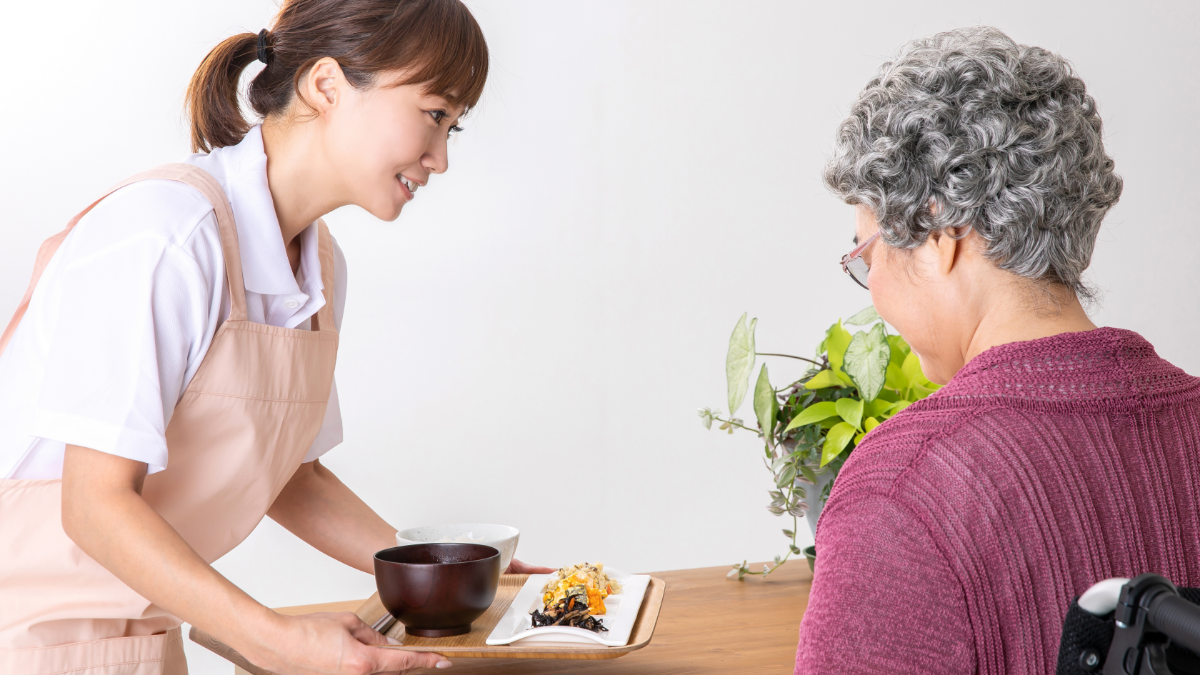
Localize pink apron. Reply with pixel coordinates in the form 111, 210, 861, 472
0, 164, 339, 674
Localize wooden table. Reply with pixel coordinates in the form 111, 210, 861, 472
235, 562, 811, 674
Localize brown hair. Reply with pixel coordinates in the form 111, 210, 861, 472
185, 0, 489, 153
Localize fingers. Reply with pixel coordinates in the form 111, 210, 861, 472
337, 613, 450, 672
369, 647, 450, 673
336, 612, 392, 647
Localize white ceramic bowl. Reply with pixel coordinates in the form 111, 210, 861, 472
395, 524, 520, 572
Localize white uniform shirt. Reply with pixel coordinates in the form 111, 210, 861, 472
0, 126, 346, 479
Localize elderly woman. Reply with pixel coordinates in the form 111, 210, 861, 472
795, 27, 1200, 675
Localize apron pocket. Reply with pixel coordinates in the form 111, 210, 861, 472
0, 627, 186, 675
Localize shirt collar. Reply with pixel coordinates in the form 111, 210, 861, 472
186, 125, 322, 299
292, 220, 326, 322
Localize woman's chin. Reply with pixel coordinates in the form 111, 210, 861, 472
365, 199, 406, 222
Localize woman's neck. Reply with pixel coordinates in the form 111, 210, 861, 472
260, 118, 343, 257
963, 280, 1097, 366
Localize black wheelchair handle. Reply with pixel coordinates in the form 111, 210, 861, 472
1149, 591, 1200, 656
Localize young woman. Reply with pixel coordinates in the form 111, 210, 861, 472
0, 1, 547, 673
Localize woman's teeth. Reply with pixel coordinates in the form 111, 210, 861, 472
401, 176, 419, 193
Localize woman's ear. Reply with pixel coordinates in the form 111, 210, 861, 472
302, 57, 346, 113
928, 227, 968, 279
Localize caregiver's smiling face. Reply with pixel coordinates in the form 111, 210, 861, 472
316, 63, 466, 221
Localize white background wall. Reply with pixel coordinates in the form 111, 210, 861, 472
2, 1, 1197, 672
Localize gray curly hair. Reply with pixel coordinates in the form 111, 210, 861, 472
824, 26, 1122, 298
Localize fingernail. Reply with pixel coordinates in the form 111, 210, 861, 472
386, 636, 401, 645
436, 660, 453, 668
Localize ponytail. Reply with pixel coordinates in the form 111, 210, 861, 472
185, 33, 261, 153
183, 0, 489, 155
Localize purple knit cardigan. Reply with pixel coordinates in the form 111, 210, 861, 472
794, 328, 1200, 675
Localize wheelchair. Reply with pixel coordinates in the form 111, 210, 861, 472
1057, 574, 1200, 675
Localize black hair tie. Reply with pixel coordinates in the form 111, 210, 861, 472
256, 29, 271, 64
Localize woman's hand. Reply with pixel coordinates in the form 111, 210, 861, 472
245, 611, 449, 675
60, 446, 441, 674
505, 558, 556, 574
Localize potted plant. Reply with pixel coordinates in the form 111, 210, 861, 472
699, 306, 940, 579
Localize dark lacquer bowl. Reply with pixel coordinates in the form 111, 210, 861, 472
374, 543, 501, 638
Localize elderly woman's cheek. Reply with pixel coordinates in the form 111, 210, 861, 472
867, 266, 904, 333
869, 272, 936, 379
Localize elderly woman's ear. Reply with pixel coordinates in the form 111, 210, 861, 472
923, 226, 972, 280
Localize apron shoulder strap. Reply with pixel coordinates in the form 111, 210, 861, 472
0, 163, 247, 358
310, 218, 338, 334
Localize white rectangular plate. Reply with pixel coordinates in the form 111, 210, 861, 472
484, 568, 650, 647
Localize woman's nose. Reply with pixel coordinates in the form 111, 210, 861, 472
423, 142, 449, 175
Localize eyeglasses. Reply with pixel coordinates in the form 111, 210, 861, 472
840, 231, 880, 290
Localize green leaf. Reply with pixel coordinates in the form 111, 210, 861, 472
798, 465, 820, 484
864, 416, 881, 432
911, 382, 939, 398
892, 400, 914, 414
835, 398, 863, 431
843, 323, 891, 402
726, 314, 757, 415
825, 320, 853, 373
753, 364, 778, 441
821, 422, 856, 467
845, 305, 881, 326
836, 370, 856, 388
804, 370, 845, 390
887, 334, 911, 369
863, 398, 894, 419
885, 362, 906, 391
783, 401, 838, 431
782, 529, 795, 538
775, 464, 797, 488
854, 431, 866, 445
901, 351, 927, 389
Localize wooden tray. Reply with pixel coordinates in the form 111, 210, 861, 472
190, 574, 665, 672
359, 573, 665, 659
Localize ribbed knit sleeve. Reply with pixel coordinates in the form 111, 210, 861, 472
796, 492, 974, 674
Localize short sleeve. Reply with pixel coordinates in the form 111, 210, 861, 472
795, 493, 975, 675
25, 183, 220, 473
302, 236, 348, 463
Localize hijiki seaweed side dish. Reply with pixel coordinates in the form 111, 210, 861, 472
529, 562, 622, 634
530, 594, 608, 632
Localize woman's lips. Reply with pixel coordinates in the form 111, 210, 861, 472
397, 175, 414, 201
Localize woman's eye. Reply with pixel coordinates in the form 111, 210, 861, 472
448, 125, 464, 136
428, 110, 447, 124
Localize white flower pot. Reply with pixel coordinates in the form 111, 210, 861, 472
800, 467, 837, 538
